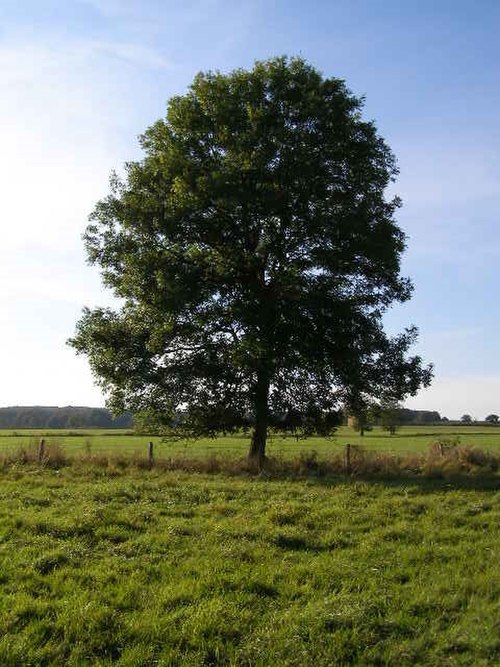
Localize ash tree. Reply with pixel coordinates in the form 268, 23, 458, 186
69, 57, 432, 464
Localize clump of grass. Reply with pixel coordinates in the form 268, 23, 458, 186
423, 438, 499, 476
0, 440, 69, 469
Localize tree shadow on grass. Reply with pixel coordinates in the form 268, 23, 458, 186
299, 471, 500, 493
260, 446, 500, 493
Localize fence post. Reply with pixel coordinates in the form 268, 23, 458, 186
148, 441, 154, 469
38, 438, 45, 464
345, 443, 351, 474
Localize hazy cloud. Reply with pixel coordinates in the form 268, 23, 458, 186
89, 40, 173, 69
406, 375, 500, 420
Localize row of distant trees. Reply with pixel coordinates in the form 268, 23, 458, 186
1, 405, 441, 431
349, 406, 442, 436
350, 408, 500, 436
0, 407, 133, 429
460, 414, 499, 424
1, 405, 496, 431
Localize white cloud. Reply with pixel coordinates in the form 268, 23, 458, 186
0, 44, 56, 85
0, 344, 103, 407
89, 40, 173, 69
0, 38, 133, 406
405, 375, 500, 421
0, 34, 164, 255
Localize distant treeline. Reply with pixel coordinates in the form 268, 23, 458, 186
0, 406, 443, 429
0, 407, 133, 429
396, 409, 442, 424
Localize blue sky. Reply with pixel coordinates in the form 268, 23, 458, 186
1, 0, 499, 418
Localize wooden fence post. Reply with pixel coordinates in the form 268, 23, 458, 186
38, 438, 45, 463
148, 441, 154, 469
345, 443, 351, 474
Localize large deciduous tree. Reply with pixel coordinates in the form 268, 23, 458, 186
69, 57, 432, 464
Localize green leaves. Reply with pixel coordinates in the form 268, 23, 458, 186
69, 56, 432, 449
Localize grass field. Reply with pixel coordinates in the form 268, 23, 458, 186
0, 464, 498, 665
0, 427, 498, 664
1, 425, 500, 460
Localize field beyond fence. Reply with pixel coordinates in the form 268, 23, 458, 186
1, 425, 500, 460
1, 426, 499, 489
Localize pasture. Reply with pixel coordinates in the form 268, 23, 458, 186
1, 424, 500, 460
0, 464, 498, 665
0, 426, 498, 665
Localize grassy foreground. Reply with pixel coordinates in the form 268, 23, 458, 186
0, 464, 498, 665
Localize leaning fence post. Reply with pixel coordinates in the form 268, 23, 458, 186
148, 441, 154, 469
345, 443, 351, 474
38, 438, 45, 464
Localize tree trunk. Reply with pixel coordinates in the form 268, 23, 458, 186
248, 371, 270, 466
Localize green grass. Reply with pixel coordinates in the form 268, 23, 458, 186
1, 425, 500, 459
0, 464, 498, 665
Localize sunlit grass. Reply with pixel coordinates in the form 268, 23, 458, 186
0, 425, 500, 460
0, 465, 498, 665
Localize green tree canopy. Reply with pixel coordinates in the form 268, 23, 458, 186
69, 56, 432, 463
